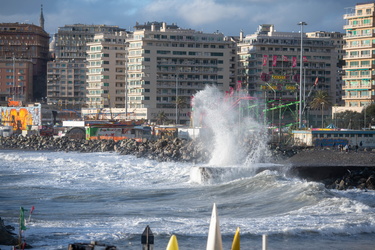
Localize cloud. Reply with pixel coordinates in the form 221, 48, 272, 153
144, 0, 246, 26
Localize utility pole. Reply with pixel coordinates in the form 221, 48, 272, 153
298, 21, 307, 129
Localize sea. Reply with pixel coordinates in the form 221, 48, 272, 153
1, 87, 375, 249
0, 149, 375, 250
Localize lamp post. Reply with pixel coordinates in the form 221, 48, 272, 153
12, 54, 15, 100
124, 42, 129, 120
175, 75, 178, 124
321, 102, 324, 128
298, 21, 307, 129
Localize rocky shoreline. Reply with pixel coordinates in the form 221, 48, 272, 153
1, 135, 374, 191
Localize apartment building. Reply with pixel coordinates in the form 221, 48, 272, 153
125, 22, 236, 124
342, 2, 375, 110
0, 21, 49, 103
237, 24, 338, 127
86, 32, 129, 110
47, 24, 126, 109
0, 59, 33, 103
306, 31, 346, 107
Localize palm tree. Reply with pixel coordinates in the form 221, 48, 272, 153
154, 111, 168, 125
309, 90, 331, 127
174, 96, 187, 124
310, 90, 331, 109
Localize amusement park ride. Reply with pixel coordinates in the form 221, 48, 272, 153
221, 70, 319, 131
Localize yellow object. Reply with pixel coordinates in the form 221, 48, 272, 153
166, 234, 179, 250
231, 227, 240, 250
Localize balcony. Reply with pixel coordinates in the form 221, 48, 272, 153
344, 22, 373, 30
342, 84, 372, 90
343, 43, 375, 49
344, 32, 375, 39
343, 54, 374, 60
342, 64, 374, 70
344, 12, 373, 19
342, 74, 373, 80
342, 95, 372, 100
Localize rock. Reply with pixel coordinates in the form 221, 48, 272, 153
366, 175, 375, 189
0, 218, 18, 246
338, 179, 346, 190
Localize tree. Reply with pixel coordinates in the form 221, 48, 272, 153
309, 90, 331, 127
154, 111, 169, 125
362, 103, 375, 128
336, 110, 362, 130
309, 90, 331, 110
174, 96, 187, 124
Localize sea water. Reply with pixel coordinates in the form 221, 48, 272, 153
1, 86, 375, 249
1, 150, 375, 250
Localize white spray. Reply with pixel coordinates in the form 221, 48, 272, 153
192, 86, 270, 167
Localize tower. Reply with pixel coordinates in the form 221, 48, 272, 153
40, 4, 45, 30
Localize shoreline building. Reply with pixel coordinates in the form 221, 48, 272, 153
0, 6, 49, 104
85, 31, 129, 119
237, 24, 339, 128
306, 31, 346, 107
342, 2, 375, 112
47, 24, 126, 110
125, 22, 236, 124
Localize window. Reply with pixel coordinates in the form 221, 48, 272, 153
173, 51, 186, 55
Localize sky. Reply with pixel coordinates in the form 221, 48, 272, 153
0, 0, 362, 36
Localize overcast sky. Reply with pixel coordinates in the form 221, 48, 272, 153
0, 0, 360, 36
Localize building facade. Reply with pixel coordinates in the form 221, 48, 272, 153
86, 32, 129, 111
47, 24, 126, 109
125, 22, 236, 124
237, 24, 339, 128
343, 2, 375, 110
0, 22, 49, 103
306, 31, 346, 107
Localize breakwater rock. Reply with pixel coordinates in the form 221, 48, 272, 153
0, 218, 18, 246
0, 135, 211, 163
283, 149, 375, 190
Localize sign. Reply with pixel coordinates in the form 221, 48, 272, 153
272, 75, 286, 80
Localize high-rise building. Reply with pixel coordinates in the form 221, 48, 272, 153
0, 8, 49, 103
86, 31, 129, 110
343, 2, 375, 110
125, 22, 236, 124
237, 24, 338, 128
306, 31, 346, 107
47, 24, 126, 109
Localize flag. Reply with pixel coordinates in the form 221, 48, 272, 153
236, 81, 242, 91
28, 206, 35, 222
303, 56, 308, 62
314, 77, 319, 86
292, 57, 297, 67
282, 55, 288, 62
262, 55, 268, 66
272, 55, 277, 67
20, 207, 27, 231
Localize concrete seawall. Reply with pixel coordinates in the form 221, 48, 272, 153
279, 150, 375, 190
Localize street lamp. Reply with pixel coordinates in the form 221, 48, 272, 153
321, 102, 324, 128
12, 54, 16, 101
175, 75, 178, 124
298, 21, 307, 129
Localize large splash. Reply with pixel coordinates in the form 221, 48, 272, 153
192, 86, 270, 167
